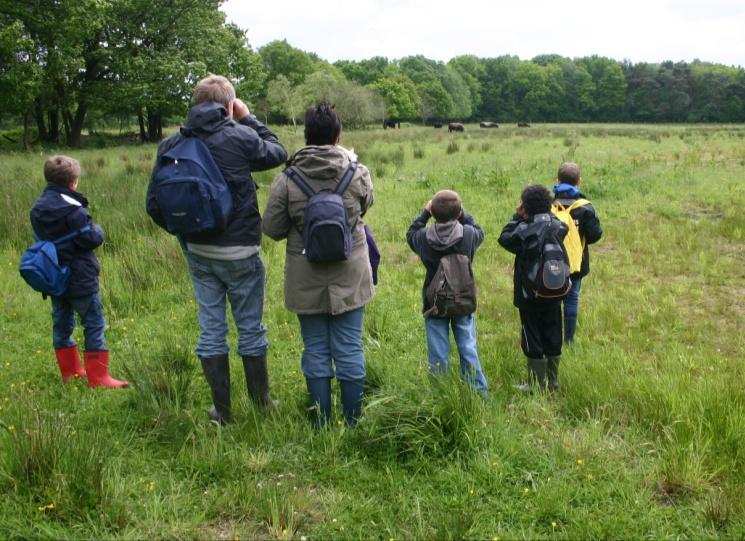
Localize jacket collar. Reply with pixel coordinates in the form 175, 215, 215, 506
45, 183, 89, 207
182, 101, 233, 136
553, 183, 584, 198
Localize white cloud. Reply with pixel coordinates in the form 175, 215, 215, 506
222, 0, 745, 66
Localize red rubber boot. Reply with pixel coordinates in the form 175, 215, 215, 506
83, 351, 129, 389
54, 345, 87, 382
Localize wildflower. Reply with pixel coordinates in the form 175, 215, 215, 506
148, 481, 155, 492
7, 425, 14, 431
523, 487, 529, 494
576, 459, 584, 465
551, 521, 558, 528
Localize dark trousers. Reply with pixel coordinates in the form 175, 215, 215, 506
519, 304, 562, 358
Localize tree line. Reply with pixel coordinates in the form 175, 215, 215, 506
1, 0, 744, 149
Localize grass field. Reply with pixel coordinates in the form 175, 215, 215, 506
1, 123, 744, 539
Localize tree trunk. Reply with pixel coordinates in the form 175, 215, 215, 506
62, 108, 72, 145
138, 109, 147, 142
34, 99, 48, 142
147, 110, 162, 142
68, 103, 87, 148
48, 109, 60, 143
22, 112, 30, 151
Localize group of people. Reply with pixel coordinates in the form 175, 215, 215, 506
28, 74, 601, 429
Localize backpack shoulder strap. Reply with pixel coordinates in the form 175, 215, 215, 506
567, 198, 590, 212
284, 166, 317, 199
334, 162, 358, 196
47, 225, 92, 245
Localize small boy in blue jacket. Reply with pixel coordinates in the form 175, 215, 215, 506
30, 155, 128, 388
407, 189, 488, 395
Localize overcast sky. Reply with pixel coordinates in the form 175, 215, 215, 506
221, 0, 744, 67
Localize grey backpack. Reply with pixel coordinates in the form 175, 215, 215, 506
423, 253, 477, 318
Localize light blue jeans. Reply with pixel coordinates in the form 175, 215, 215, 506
186, 252, 268, 358
425, 314, 488, 395
51, 293, 106, 351
297, 307, 366, 381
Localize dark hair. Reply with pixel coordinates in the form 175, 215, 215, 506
304, 103, 341, 146
431, 189, 462, 222
44, 155, 81, 187
520, 183, 552, 216
557, 162, 581, 185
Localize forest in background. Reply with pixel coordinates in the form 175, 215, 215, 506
2, 0, 745, 149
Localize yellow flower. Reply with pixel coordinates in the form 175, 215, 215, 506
576, 459, 584, 465
148, 481, 155, 492
523, 487, 529, 494
551, 521, 558, 528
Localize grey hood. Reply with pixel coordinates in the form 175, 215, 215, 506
426, 220, 464, 250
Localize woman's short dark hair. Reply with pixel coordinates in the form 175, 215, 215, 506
304, 103, 341, 146
520, 183, 553, 216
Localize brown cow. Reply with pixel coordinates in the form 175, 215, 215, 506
448, 122, 464, 132
480, 122, 499, 128
384, 120, 400, 129
517, 122, 531, 127
433, 122, 443, 128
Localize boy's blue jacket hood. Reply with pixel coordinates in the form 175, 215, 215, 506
30, 184, 104, 298
553, 183, 583, 198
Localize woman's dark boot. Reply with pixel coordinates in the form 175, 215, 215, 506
340, 379, 364, 427
306, 377, 332, 429
200, 354, 231, 424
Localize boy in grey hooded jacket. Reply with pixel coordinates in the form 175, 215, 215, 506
406, 190, 488, 395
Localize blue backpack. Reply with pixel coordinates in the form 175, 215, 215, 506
284, 162, 358, 263
151, 135, 232, 235
19, 226, 91, 297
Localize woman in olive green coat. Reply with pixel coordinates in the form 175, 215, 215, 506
262, 104, 374, 428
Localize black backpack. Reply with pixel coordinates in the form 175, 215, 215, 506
424, 253, 477, 318
521, 215, 571, 300
284, 162, 357, 263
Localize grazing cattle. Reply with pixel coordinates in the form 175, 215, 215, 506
448, 122, 464, 132
480, 122, 499, 128
433, 122, 443, 128
384, 120, 400, 129
517, 122, 531, 127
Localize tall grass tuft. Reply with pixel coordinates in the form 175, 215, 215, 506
122, 335, 196, 425
446, 141, 460, 154
352, 371, 486, 461
0, 397, 109, 520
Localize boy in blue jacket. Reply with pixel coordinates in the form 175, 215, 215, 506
407, 189, 488, 395
30, 155, 128, 388
552, 162, 603, 345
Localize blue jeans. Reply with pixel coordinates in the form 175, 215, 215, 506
51, 293, 106, 351
424, 314, 488, 395
297, 307, 365, 381
563, 277, 582, 343
186, 252, 268, 358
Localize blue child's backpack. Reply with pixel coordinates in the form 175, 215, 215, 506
151, 135, 232, 235
19, 225, 91, 297
284, 162, 358, 263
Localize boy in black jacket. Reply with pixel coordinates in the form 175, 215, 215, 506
498, 184, 568, 392
552, 162, 603, 344
30, 155, 128, 388
407, 190, 488, 395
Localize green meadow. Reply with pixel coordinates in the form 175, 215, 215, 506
1, 123, 744, 539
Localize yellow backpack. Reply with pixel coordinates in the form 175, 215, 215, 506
551, 199, 590, 274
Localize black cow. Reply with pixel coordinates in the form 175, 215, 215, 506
480, 122, 499, 128
433, 122, 443, 128
448, 122, 464, 132
384, 120, 400, 129
517, 122, 531, 127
